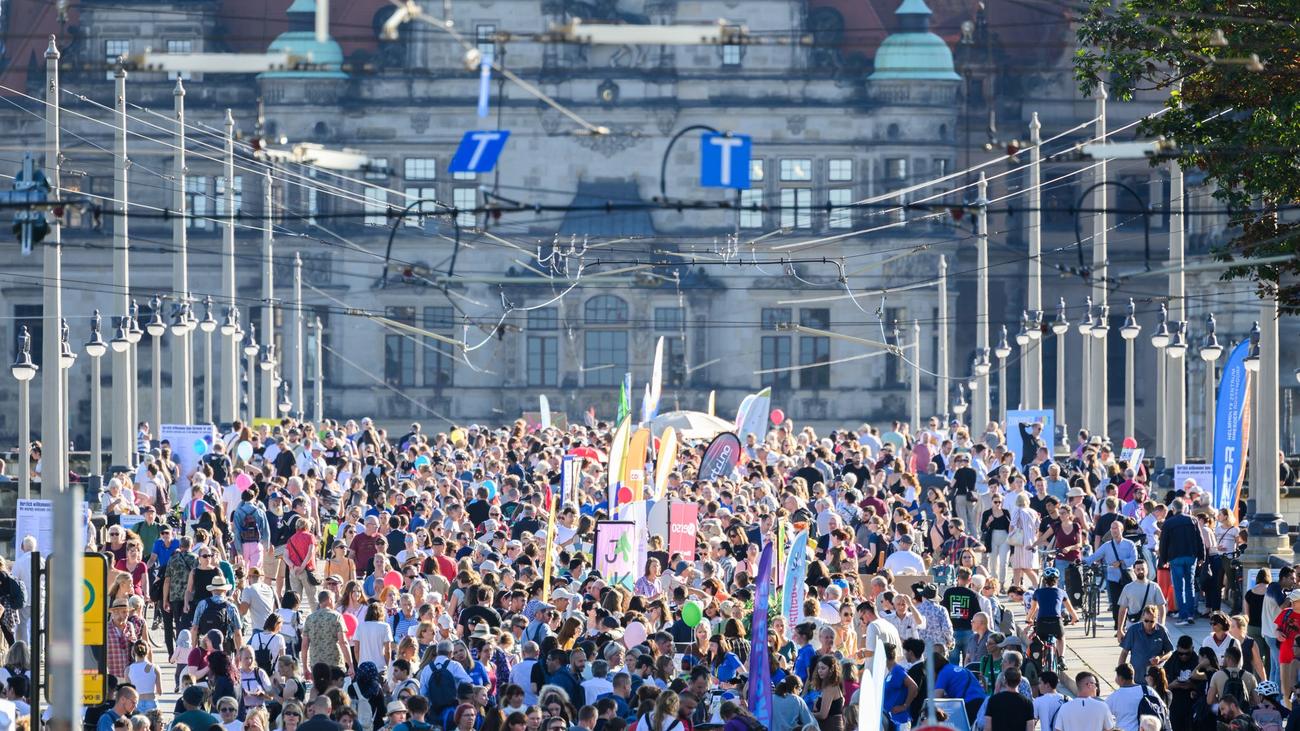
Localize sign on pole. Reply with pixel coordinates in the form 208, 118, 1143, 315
668, 502, 699, 561
82, 552, 108, 705
593, 521, 638, 591
699, 132, 751, 189
449, 130, 511, 174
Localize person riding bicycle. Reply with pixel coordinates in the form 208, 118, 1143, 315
1027, 568, 1081, 670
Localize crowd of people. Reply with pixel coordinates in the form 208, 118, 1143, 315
3, 412, 1299, 731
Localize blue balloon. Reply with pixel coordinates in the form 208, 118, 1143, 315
414, 455, 430, 468
484, 479, 497, 499
194, 438, 208, 456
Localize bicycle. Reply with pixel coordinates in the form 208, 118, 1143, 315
1079, 562, 1104, 638
1021, 619, 1062, 686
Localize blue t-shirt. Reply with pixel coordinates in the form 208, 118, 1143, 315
882, 664, 912, 724
936, 663, 986, 703
1033, 587, 1065, 618
151, 538, 181, 568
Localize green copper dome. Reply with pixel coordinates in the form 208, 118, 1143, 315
260, 0, 348, 79
869, 0, 960, 81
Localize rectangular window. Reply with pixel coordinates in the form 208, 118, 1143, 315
403, 187, 438, 227
528, 307, 558, 331
1043, 179, 1076, 229
828, 158, 853, 182
722, 43, 741, 66
933, 158, 950, 177
305, 169, 319, 226
453, 187, 476, 227
365, 157, 389, 181
663, 337, 686, 386
166, 40, 193, 53
740, 159, 765, 229
364, 188, 388, 226
885, 157, 907, 181
1107, 314, 1125, 403
404, 158, 437, 181
527, 307, 559, 386
761, 308, 792, 331
779, 159, 812, 182
760, 336, 791, 390
423, 306, 455, 388
780, 188, 811, 229
584, 331, 627, 386
476, 24, 497, 60
828, 189, 852, 229
740, 189, 763, 228
185, 177, 210, 230
654, 307, 684, 331
106, 40, 130, 80
800, 308, 830, 329
215, 175, 242, 218
799, 335, 830, 388
384, 306, 417, 386
527, 336, 558, 387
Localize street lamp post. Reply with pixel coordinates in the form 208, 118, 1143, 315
58, 320, 75, 475
1077, 298, 1095, 434
259, 343, 277, 421
111, 62, 132, 469
1150, 305, 1171, 458
952, 384, 968, 427
937, 255, 949, 419
1166, 319, 1188, 465
1052, 299, 1069, 452
1199, 313, 1222, 460
85, 311, 108, 477
11, 326, 37, 500
1090, 303, 1109, 437
312, 316, 324, 422
146, 297, 166, 432
242, 323, 259, 422
40, 38, 66, 500
170, 76, 193, 425
1119, 299, 1141, 441
199, 297, 217, 424
911, 320, 922, 432
995, 325, 1012, 426
127, 301, 143, 451
974, 173, 990, 431
1025, 112, 1043, 410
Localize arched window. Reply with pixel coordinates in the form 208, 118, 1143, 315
584, 296, 628, 386
584, 295, 628, 324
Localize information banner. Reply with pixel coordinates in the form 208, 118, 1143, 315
1006, 409, 1055, 468
15, 499, 53, 555
594, 521, 638, 591
160, 423, 218, 497
668, 502, 700, 562
1174, 463, 1214, 491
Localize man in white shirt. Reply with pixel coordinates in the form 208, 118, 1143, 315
581, 660, 615, 701
884, 534, 926, 575
510, 641, 541, 705
238, 566, 279, 632
1034, 672, 1069, 731
1053, 671, 1116, 731
861, 599, 901, 661
1104, 664, 1147, 731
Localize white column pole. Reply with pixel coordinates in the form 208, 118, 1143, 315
111, 63, 132, 467
171, 76, 192, 424
40, 36, 65, 499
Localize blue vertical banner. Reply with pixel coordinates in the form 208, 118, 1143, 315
780, 530, 809, 632
559, 454, 577, 506
1212, 339, 1253, 511
477, 49, 494, 118
748, 542, 775, 728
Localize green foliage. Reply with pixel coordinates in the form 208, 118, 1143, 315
1074, 0, 1300, 312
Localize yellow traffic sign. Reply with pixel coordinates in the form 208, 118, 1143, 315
83, 553, 107, 646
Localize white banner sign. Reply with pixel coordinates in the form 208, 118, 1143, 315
160, 423, 218, 499
1174, 463, 1215, 491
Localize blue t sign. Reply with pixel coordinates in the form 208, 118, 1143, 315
699, 132, 751, 189
449, 130, 511, 174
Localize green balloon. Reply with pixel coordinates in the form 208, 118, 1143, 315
682, 600, 703, 627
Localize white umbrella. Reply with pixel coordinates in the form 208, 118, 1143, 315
648, 410, 734, 441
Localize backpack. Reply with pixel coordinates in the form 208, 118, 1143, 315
347, 680, 378, 731
196, 599, 235, 650
1222, 668, 1248, 706
423, 658, 459, 712
1138, 683, 1173, 731
250, 630, 275, 675
1253, 709, 1284, 731
239, 509, 260, 544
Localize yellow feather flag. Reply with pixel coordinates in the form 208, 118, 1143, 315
541, 489, 558, 600
623, 427, 652, 503
607, 416, 632, 510
653, 426, 678, 498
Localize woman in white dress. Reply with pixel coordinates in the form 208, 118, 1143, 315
1008, 491, 1041, 591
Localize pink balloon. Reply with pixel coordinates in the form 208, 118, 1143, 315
342, 612, 358, 638
384, 570, 403, 590
770, 408, 785, 425
234, 473, 253, 491
623, 620, 647, 648
1122, 437, 1138, 449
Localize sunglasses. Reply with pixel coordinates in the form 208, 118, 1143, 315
283, 712, 302, 718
